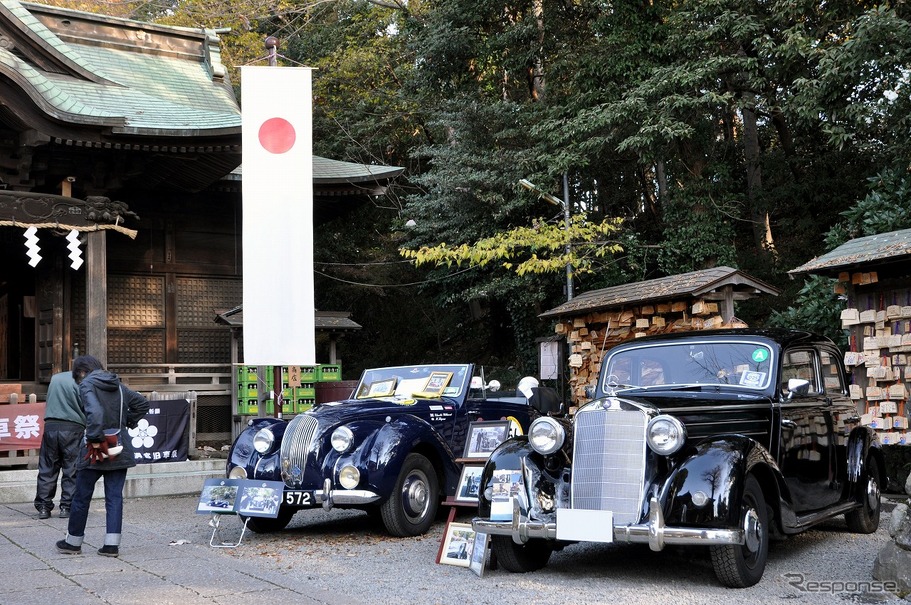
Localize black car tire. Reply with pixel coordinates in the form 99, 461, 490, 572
242, 507, 295, 533
380, 453, 439, 537
710, 475, 769, 588
491, 535, 553, 573
845, 456, 881, 534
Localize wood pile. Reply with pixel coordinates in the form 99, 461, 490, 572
554, 299, 748, 405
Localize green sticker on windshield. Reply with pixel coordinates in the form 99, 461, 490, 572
751, 348, 769, 363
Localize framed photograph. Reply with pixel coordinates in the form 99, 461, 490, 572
469, 531, 490, 577
359, 378, 397, 398
235, 480, 285, 518
463, 420, 511, 459
415, 371, 453, 398
455, 465, 484, 503
490, 469, 523, 521
437, 522, 475, 567
196, 478, 240, 514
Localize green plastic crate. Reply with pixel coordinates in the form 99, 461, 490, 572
317, 364, 342, 382
294, 384, 316, 399
238, 398, 294, 415
295, 398, 315, 413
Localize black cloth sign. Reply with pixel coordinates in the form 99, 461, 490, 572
129, 398, 190, 464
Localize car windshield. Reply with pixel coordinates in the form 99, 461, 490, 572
354, 365, 471, 399
603, 340, 774, 391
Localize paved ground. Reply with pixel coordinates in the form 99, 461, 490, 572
0, 494, 907, 605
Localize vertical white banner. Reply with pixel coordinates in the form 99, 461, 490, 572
241, 66, 315, 365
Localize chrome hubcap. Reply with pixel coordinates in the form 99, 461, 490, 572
403, 473, 429, 518
743, 508, 762, 553
866, 476, 880, 511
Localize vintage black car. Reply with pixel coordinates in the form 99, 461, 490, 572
473, 329, 885, 587
227, 364, 539, 536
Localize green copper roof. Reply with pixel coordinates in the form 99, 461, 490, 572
790, 228, 911, 275
0, 0, 240, 137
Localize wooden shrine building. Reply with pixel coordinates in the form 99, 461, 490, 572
0, 1, 402, 440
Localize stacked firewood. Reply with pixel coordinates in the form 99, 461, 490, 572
553, 300, 748, 408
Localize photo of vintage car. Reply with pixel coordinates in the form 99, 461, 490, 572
227, 364, 541, 536
472, 329, 886, 587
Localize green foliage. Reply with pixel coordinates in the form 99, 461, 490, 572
768, 276, 847, 348
826, 167, 911, 248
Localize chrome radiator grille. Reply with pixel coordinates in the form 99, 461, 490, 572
280, 414, 319, 486
571, 407, 648, 525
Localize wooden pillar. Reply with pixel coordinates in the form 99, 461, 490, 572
721, 285, 735, 323
86, 230, 107, 367
329, 334, 338, 364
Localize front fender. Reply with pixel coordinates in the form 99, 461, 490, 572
662, 435, 783, 529
361, 415, 459, 498
227, 417, 287, 480
476, 437, 565, 522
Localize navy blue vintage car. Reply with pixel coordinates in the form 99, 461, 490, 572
473, 329, 886, 587
227, 364, 541, 536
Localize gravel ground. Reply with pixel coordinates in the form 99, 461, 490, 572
132, 494, 908, 605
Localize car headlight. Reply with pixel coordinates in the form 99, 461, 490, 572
646, 415, 686, 455
331, 426, 354, 453
253, 427, 275, 454
228, 465, 247, 479
339, 465, 360, 489
528, 417, 565, 455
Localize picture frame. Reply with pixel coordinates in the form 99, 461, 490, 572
414, 371, 453, 398
455, 465, 484, 503
196, 478, 240, 514
463, 420, 511, 459
469, 531, 490, 577
437, 522, 475, 567
235, 481, 285, 518
489, 469, 523, 521
359, 377, 397, 399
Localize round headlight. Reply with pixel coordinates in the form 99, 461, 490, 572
646, 415, 686, 455
228, 465, 247, 479
528, 417, 565, 456
338, 465, 360, 489
331, 426, 354, 453
253, 428, 275, 454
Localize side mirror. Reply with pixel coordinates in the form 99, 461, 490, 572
487, 380, 500, 392
786, 378, 811, 400
584, 385, 595, 400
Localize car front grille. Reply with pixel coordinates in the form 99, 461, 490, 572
571, 406, 648, 525
280, 413, 319, 487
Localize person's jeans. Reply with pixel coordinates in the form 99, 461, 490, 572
66, 467, 127, 545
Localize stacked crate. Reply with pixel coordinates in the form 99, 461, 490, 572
235, 364, 341, 415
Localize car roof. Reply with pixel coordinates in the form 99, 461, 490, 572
607, 328, 833, 351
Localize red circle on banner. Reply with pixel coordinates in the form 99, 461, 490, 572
258, 118, 296, 154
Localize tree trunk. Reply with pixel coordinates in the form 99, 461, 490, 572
741, 95, 777, 260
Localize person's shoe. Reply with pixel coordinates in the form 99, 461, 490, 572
56, 540, 81, 555
97, 545, 119, 557
58, 507, 70, 519
37, 508, 51, 520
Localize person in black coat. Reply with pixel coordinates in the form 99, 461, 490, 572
55, 355, 149, 557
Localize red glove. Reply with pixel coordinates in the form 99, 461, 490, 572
84, 440, 109, 464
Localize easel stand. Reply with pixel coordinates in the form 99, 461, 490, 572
208, 513, 250, 548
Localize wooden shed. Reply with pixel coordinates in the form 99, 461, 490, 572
540, 266, 779, 406
791, 228, 911, 452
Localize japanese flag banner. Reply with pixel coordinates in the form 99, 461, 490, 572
241, 66, 316, 365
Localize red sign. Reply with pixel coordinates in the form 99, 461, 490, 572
0, 403, 45, 451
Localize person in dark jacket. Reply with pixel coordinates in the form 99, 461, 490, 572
55, 355, 149, 557
34, 370, 85, 519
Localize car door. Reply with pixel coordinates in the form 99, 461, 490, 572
777, 346, 840, 511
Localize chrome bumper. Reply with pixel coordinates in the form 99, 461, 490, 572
472, 496, 745, 552
314, 479, 380, 510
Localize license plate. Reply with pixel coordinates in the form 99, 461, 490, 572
284, 490, 315, 506
556, 509, 613, 542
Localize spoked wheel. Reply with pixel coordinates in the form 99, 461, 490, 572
845, 456, 881, 533
243, 506, 295, 533
380, 453, 439, 536
710, 475, 769, 588
491, 535, 553, 572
